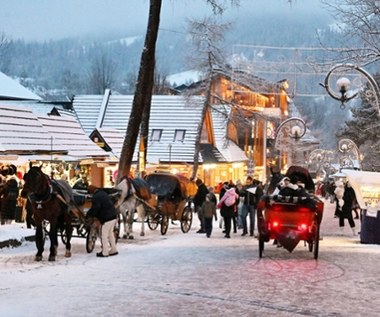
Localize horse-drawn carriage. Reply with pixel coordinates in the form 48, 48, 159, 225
258, 166, 324, 259
144, 172, 196, 235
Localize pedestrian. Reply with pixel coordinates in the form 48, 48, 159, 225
86, 184, 118, 257
239, 176, 263, 237
217, 186, 239, 238
0, 176, 19, 225
193, 178, 209, 233
229, 182, 239, 234
218, 182, 229, 230
334, 180, 345, 218
236, 182, 244, 229
337, 181, 357, 236
207, 186, 217, 206
201, 194, 217, 238
329, 181, 336, 204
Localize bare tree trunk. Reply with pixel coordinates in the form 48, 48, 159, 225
117, 0, 162, 182
191, 78, 213, 180
139, 65, 154, 174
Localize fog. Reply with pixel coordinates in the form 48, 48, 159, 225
1, 0, 329, 42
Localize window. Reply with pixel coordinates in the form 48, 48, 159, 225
151, 129, 163, 142
173, 129, 186, 142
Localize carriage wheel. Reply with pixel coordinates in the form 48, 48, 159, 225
313, 224, 320, 260
147, 213, 160, 230
180, 206, 193, 233
160, 215, 169, 235
86, 225, 98, 253
259, 236, 265, 258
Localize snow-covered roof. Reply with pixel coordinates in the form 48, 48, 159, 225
38, 114, 108, 159
0, 105, 66, 154
74, 94, 243, 164
0, 72, 41, 101
0, 100, 74, 117
166, 70, 203, 87
0, 105, 107, 161
212, 105, 248, 162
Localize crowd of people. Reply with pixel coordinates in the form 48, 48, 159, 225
193, 176, 264, 239
192, 174, 362, 240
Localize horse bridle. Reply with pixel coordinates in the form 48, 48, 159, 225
27, 174, 55, 209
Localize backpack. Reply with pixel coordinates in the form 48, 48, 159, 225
224, 192, 236, 207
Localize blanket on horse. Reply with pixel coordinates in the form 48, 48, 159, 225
131, 178, 151, 200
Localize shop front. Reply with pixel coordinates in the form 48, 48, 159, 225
341, 169, 380, 244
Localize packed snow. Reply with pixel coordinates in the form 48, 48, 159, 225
1, 201, 380, 317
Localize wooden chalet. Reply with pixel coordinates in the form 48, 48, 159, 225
177, 67, 290, 182
73, 91, 249, 187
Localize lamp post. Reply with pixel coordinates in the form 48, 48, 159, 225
308, 149, 334, 180
274, 117, 306, 168
321, 63, 380, 115
338, 138, 361, 170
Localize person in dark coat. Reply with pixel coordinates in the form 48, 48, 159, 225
339, 181, 357, 236
193, 178, 209, 233
239, 176, 263, 237
87, 185, 118, 257
217, 187, 239, 238
0, 177, 19, 225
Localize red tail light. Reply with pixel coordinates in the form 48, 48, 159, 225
298, 223, 308, 231
269, 221, 280, 230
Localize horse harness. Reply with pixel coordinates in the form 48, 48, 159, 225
28, 177, 67, 209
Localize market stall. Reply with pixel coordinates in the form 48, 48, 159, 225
341, 169, 380, 244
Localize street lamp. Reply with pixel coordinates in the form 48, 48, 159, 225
274, 117, 307, 168
308, 149, 334, 180
338, 138, 361, 170
321, 63, 380, 115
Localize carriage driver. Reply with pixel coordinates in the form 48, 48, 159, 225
86, 185, 118, 257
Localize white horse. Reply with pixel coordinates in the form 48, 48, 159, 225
115, 177, 150, 239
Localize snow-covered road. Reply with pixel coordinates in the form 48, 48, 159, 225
1, 200, 379, 317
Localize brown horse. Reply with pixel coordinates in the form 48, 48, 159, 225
21, 163, 74, 261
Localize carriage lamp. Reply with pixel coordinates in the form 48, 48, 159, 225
321, 63, 380, 114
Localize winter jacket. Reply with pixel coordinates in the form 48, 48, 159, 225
193, 183, 209, 208
0, 178, 19, 220
201, 200, 217, 219
217, 188, 239, 217
240, 184, 263, 207
86, 189, 117, 224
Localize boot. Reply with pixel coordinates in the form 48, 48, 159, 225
352, 227, 357, 236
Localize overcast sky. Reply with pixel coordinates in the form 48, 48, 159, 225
1, 0, 329, 42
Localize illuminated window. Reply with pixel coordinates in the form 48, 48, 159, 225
151, 129, 163, 142
174, 129, 186, 142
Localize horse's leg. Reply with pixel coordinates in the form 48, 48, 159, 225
137, 204, 145, 237
48, 222, 58, 262
64, 214, 73, 258
35, 224, 44, 261
121, 209, 129, 239
126, 209, 135, 239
